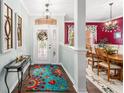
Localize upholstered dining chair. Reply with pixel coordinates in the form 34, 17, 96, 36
95, 48, 121, 81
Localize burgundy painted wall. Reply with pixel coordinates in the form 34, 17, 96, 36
86, 17, 123, 45
64, 17, 123, 45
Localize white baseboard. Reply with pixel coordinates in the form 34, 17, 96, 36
73, 83, 88, 93
59, 63, 75, 84
78, 89, 88, 93
59, 63, 79, 93
59, 62, 88, 93
78, 91, 88, 93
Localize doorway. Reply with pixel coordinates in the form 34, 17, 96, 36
33, 25, 58, 64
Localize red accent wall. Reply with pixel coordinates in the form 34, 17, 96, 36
64, 17, 123, 45
86, 17, 123, 45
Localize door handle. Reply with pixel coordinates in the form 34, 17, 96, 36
49, 44, 51, 49
49, 46, 51, 49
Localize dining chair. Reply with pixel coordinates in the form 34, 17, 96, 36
95, 48, 121, 81
87, 46, 99, 70
86, 45, 92, 57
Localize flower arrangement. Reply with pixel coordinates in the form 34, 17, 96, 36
105, 46, 118, 55
98, 38, 109, 48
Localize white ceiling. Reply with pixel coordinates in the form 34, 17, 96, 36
21, 0, 123, 21
86, 0, 123, 21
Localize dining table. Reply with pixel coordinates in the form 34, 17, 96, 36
90, 49, 123, 81
108, 53, 123, 81
107, 54, 123, 64
90, 50, 123, 64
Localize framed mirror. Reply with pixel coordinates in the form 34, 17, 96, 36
0, 2, 13, 53
114, 32, 121, 39
15, 13, 22, 48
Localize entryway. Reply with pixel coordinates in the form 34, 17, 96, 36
33, 25, 58, 64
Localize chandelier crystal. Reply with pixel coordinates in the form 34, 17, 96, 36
103, 3, 119, 32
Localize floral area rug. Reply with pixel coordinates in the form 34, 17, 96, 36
24, 64, 69, 92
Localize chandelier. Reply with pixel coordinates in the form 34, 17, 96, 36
44, 2, 51, 19
35, 0, 57, 25
103, 3, 119, 32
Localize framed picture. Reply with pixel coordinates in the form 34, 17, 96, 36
15, 13, 22, 48
86, 25, 97, 44
64, 22, 74, 46
114, 32, 121, 39
0, 2, 14, 53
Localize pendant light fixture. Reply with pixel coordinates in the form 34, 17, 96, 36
44, 2, 51, 19
103, 2, 119, 32
35, 0, 57, 25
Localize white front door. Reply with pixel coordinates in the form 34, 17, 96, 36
33, 25, 58, 64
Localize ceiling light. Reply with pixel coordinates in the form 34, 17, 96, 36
103, 3, 119, 32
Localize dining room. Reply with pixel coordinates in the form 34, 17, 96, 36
86, 16, 123, 93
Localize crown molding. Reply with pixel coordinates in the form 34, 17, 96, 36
86, 15, 123, 23
104, 15, 123, 22
86, 20, 104, 23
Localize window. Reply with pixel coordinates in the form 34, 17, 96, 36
37, 31, 48, 59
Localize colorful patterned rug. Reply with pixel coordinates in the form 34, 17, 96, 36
24, 64, 69, 92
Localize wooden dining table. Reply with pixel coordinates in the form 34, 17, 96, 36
108, 53, 123, 81
90, 50, 123, 80
107, 54, 123, 64
90, 51, 123, 64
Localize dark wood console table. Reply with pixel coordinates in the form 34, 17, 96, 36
4, 55, 31, 93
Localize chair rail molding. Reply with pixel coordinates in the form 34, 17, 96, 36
74, 49, 87, 55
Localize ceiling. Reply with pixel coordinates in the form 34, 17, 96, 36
86, 0, 123, 21
21, 0, 123, 21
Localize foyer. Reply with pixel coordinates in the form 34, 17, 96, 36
0, 0, 123, 93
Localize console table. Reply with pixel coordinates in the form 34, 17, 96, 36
4, 55, 31, 93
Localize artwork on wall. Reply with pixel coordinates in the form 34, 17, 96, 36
15, 14, 22, 48
86, 25, 97, 43
0, 3, 13, 53
64, 22, 74, 46
114, 32, 121, 39
68, 25, 74, 46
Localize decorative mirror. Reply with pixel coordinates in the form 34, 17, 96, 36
114, 32, 121, 39
17, 15, 22, 47
15, 13, 23, 48
0, 3, 13, 53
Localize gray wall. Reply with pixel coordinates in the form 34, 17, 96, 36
0, 0, 31, 93
0, 0, 75, 92
59, 44, 75, 81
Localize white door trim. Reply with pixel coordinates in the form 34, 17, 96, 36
33, 24, 58, 64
